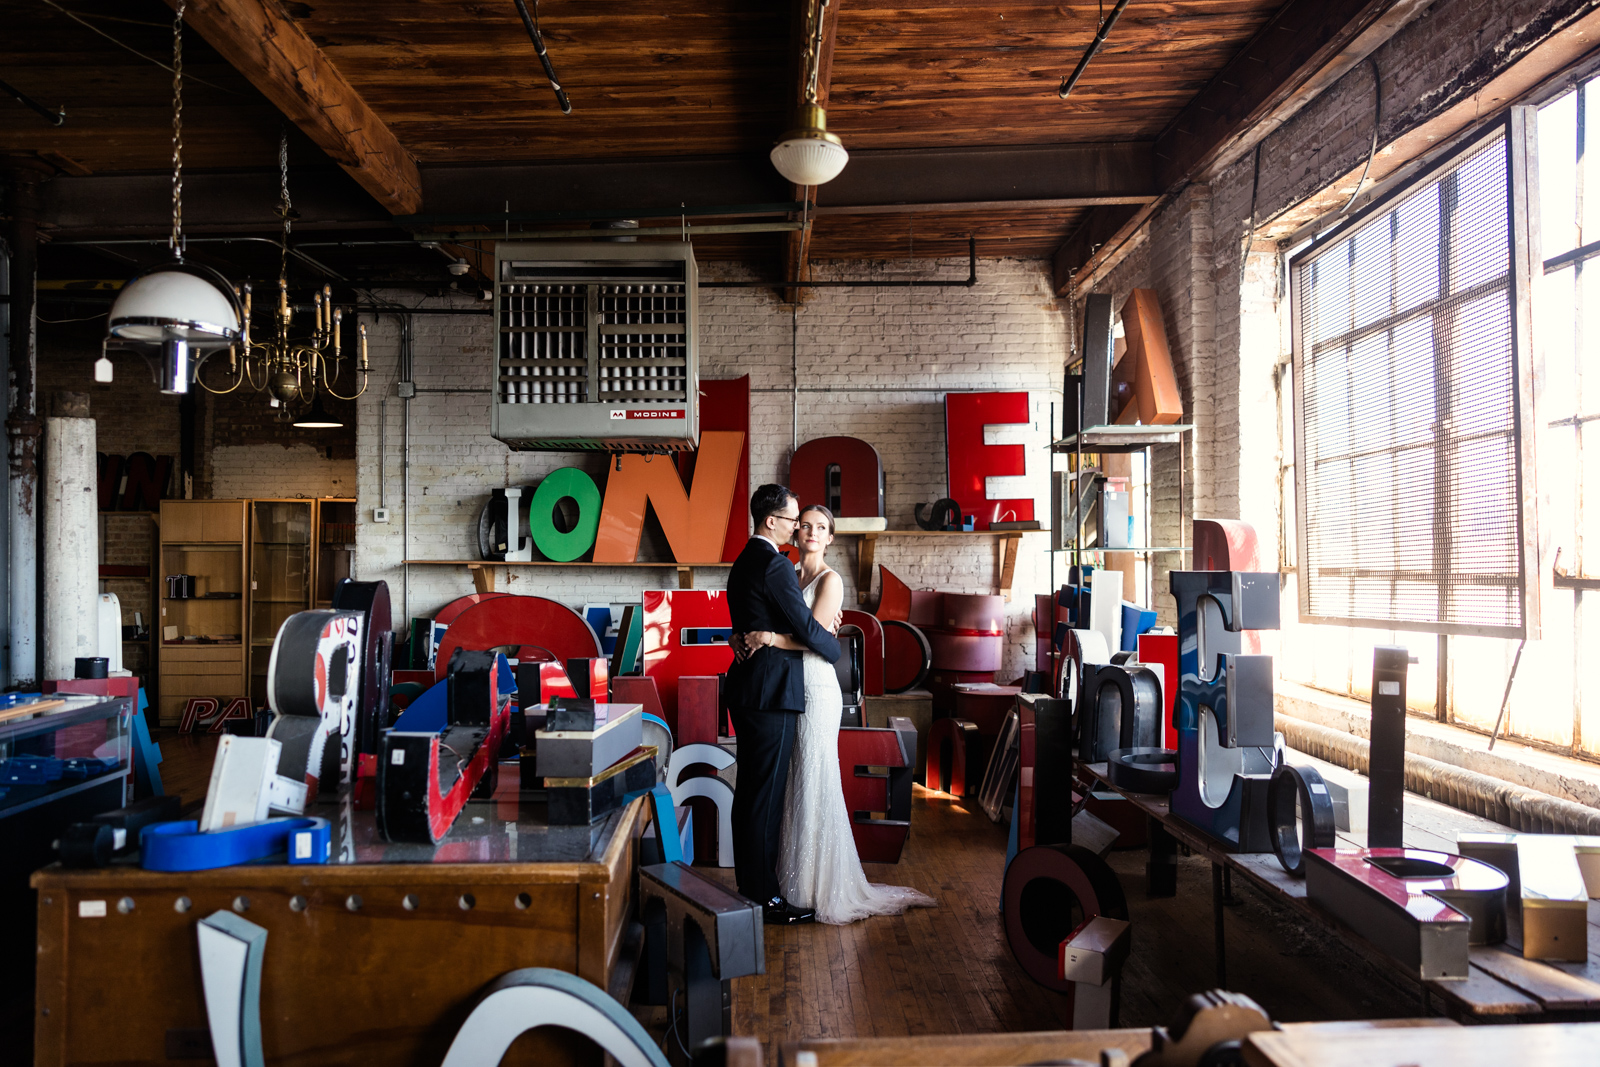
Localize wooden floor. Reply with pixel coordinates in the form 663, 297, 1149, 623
669, 787, 1425, 1065
150, 734, 1426, 1064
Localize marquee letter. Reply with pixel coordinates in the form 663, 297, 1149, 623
593, 431, 745, 563
790, 436, 885, 517
946, 392, 1034, 531
528, 468, 602, 561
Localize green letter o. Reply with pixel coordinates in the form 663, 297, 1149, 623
528, 468, 601, 561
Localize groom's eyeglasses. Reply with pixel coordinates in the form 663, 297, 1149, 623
771, 513, 800, 527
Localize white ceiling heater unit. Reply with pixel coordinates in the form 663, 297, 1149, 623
491, 241, 699, 452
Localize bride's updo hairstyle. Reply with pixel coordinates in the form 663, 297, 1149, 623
799, 504, 835, 534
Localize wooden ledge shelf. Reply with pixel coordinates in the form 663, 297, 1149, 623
832, 529, 1046, 605
403, 559, 733, 592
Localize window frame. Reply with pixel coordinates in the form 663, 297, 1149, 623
1287, 108, 1542, 640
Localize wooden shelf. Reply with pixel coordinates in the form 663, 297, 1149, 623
404, 559, 733, 592
831, 529, 1042, 604
1051, 423, 1194, 453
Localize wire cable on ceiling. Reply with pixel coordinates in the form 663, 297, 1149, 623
41, 0, 236, 94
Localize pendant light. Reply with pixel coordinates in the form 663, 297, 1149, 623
770, 0, 848, 187
104, 0, 241, 394
291, 394, 343, 429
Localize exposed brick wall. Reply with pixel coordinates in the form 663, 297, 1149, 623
355, 258, 1070, 678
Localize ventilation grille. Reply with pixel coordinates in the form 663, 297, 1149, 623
597, 285, 689, 403
500, 284, 587, 406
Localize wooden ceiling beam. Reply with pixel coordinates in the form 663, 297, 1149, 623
165, 0, 422, 215
1051, 0, 1418, 294
1153, 0, 1406, 189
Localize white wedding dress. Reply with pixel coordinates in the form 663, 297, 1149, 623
778, 570, 937, 924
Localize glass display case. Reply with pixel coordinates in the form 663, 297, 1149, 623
315, 499, 358, 609
0, 696, 131, 818
250, 500, 314, 706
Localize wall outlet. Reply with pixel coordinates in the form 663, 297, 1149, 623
373, 507, 390, 523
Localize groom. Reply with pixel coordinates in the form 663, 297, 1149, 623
725, 484, 842, 924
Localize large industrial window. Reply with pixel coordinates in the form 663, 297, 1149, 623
1289, 113, 1540, 639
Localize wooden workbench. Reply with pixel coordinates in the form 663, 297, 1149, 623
1078, 759, 1600, 1021
31, 770, 647, 1067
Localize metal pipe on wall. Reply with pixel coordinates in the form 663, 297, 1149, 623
400, 314, 413, 626
5, 159, 50, 689
0, 229, 10, 685
41, 395, 97, 680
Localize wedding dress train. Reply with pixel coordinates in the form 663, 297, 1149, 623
778, 570, 937, 924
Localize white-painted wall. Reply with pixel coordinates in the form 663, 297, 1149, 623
355, 257, 1070, 678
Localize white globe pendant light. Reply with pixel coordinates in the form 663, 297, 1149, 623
771, 104, 849, 187
773, 0, 847, 188
103, 0, 239, 395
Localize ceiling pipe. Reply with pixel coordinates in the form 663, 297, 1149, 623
395, 202, 807, 228
702, 236, 978, 289
1058, 0, 1133, 101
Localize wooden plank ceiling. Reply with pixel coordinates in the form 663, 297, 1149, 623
4, 0, 1285, 268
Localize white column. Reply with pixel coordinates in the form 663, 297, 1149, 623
42, 413, 98, 681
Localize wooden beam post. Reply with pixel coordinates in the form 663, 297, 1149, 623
780, 0, 841, 305
167, 0, 422, 215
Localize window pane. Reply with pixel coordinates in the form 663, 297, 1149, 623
1292, 132, 1524, 633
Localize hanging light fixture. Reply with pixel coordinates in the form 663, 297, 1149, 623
770, 0, 848, 187
291, 393, 343, 429
197, 130, 370, 422
104, 0, 240, 394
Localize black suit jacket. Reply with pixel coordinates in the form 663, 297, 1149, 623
723, 538, 841, 714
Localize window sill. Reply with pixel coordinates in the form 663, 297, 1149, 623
1275, 678, 1600, 812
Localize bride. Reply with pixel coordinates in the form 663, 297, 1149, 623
737, 505, 937, 925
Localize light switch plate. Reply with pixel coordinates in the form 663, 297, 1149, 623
373, 507, 390, 523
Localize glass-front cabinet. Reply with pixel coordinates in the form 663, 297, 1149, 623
250, 501, 313, 706
315, 499, 358, 609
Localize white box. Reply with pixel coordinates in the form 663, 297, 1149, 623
199, 736, 282, 832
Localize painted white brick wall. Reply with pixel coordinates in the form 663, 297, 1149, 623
210, 444, 357, 499
354, 257, 1070, 678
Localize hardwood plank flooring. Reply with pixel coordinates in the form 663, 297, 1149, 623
665, 787, 1427, 1066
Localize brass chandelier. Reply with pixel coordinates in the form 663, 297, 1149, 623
200, 131, 369, 422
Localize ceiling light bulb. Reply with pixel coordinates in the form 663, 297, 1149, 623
771, 104, 849, 186
448, 258, 470, 276
93, 355, 113, 383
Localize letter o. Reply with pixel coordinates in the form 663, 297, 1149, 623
529, 468, 601, 561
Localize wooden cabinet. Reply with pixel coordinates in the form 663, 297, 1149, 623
158, 499, 364, 722
157, 501, 248, 726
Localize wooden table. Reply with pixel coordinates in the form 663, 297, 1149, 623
776, 1019, 1466, 1066
1078, 760, 1600, 1021
32, 769, 647, 1067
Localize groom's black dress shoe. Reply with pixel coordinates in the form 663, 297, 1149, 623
762, 896, 816, 925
